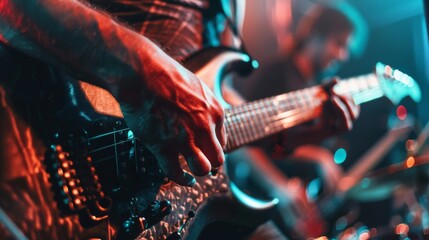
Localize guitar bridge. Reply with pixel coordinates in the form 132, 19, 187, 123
44, 129, 111, 227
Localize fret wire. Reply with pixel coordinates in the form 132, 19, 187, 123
368, 75, 380, 92
134, 137, 138, 173
285, 91, 296, 131
230, 97, 280, 146
338, 74, 380, 96
271, 105, 321, 132
357, 77, 365, 93
93, 155, 116, 164
352, 88, 384, 104
258, 99, 270, 136
272, 97, 283, 134
247, 101, 264, 142
287, 91, 296, 112
239, 105, 253, 145
229, 116, 240, 150
270, 97, 282, 134
273, 107, 312, 122
89, 128, 131, 141
311, 88, 320, 107
350, 77, 359, 93
113, 128, 120, 178
262, 100, 271, 132
230, 108, 245, 147
225, 112, 238, 150
274, 95, 287, 134
301, 88, 311, 110
261, 99, 273, 136
89, 138, 134, 154
359, 76, 370, 91
243, 103, 259, 144
350, 78, 359, 94
241, 104, 252, 144
255, 100, 268, 138
241, 103, 255, 144
227, 73, 384, 151
295, 90, 304, 110
274, 112, 312, 129
225, 86, 328, 150
257, 100, 270, 139
224, 110, 234, 149
234, 107, 247, 147
295, 89, 307, 109
264, 98, 276, 136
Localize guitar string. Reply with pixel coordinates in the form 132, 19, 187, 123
85, 84, 382, 154
89, 128, 131, 141
226, 86, 379, 124
87, 105, 319, 157
86, 91, 337, 154
86, 74, 380, 143
226, 74, 379, 117
224, 87, 384, 149
225, 106, 322, 150
85, 90, 321, 154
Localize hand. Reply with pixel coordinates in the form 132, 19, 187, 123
275, 78, 359, 152
320, 78, 360, 135
120, 50, 226, 186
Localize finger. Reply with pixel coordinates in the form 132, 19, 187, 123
321, 77, 340, 91
215, 112, 227, 150
337, 95, 360, 120
332, 96, 353, 131
156, 150, 196, 186
195, 124, 225, 168
180, 131, 218, 176
182, 145, 212, 176
181, 121, 224, 174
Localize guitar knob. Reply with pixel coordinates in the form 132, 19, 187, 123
118, 199, 172, 239
120, 215, 147, 239
149, 200, 172, 218
167, 210, 196, 240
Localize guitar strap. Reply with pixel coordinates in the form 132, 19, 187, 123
218, 0, 253, 57
205, 0, 254, 60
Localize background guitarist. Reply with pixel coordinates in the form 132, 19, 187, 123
0, 0, 359, 239
229, 2, 367, 239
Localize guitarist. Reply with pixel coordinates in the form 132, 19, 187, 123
0, 1, 359, 239
229, 2, 367, 239
0, 1, 228, 238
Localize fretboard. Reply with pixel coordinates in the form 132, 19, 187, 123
224, 73, 381, 152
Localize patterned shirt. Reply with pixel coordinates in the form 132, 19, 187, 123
88, 0, 217, 61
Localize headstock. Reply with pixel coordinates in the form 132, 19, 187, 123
376, 62, 421, 105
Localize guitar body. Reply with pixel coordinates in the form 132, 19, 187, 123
0, 47, 277, 240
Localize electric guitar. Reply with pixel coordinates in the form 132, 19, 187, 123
0, 47, 420, 240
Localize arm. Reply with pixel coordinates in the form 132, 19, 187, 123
0, 0, 226, 186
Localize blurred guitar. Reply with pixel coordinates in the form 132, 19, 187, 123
218, 52, 421, 239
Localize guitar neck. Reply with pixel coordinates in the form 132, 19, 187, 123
224, 73, 382, 152
334, 73, 383, 104
224, 86, 328, 152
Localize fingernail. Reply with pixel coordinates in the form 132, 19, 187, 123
184, 172, 196, 187
188, 177, 196, 187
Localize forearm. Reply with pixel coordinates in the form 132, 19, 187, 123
0, 0, 166, 103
